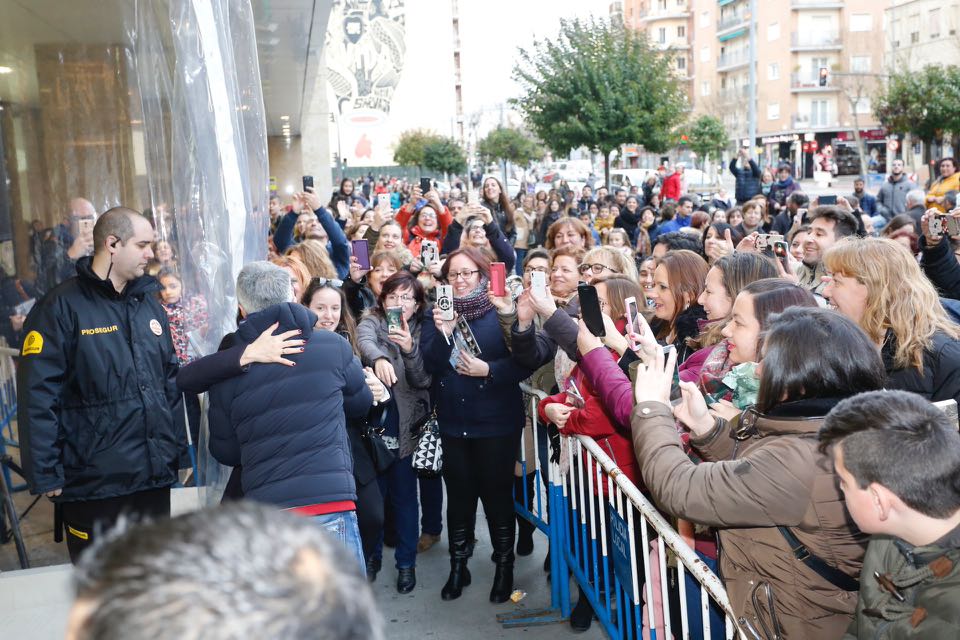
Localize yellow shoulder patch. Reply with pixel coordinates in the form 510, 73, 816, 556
22, 330, 43, 356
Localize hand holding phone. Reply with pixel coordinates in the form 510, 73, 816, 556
624, 296, 640, 351
436, 284, 455, 321
351, 239, 370, 270
578, 284, 606, 338
530, 270, 547, 299
302, 175, 314, 192
490, 262, 506, 297
420, 177, 432, 195
819, 194, 837, 206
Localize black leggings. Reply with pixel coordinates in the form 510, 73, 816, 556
442, 432, 519, 556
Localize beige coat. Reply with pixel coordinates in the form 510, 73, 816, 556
631, 401, 867, 639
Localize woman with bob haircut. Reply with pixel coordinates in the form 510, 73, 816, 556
629, 307, 879, 638
822, 236, 960, 404
544, 217, 594, 251
578, 245, 639, 284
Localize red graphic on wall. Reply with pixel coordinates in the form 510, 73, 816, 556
356, 134, 372, 159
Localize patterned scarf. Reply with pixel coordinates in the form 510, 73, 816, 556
453, 276, 494, 321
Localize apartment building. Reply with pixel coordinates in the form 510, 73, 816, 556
618, 1, 889, 174
886, 1, 960, 71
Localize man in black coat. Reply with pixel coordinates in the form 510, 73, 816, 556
729, 148, 761, 204
207, 262, 374, 571
17, 208, 185, 563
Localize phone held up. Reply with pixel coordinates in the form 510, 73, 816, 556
436, 284, 455, 321
302, 175, 314, 192
490, 262, 507, 297
421, 240, 439, 267
819, 194, 837, 206
420, 177, 432, 194
530, 270, 548, 299
662, 344, 682, 406
578, 283, 606, 338
351, 239, 370, 270
624, 296, 640, 351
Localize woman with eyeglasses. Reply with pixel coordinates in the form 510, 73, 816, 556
458, 215, 517, 272
629, 307, 877, 638
578, 245, 637, 284
357, 271, 432, 594
420, 247, 533, 603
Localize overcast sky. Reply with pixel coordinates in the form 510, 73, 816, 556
457, 0, 611, 119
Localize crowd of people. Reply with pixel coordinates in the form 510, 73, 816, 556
12, 158, 960, 639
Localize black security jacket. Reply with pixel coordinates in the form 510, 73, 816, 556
16, 257, 185, 501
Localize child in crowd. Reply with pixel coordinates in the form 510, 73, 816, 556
594, 204, 615, 240
604, 228, 634, 260
819, 390, 960, 639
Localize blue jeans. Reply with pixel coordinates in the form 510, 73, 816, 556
419, 474, 443, 536
312, 510, 365, 574
514, 248, 528, 275
376, 454, 419, 569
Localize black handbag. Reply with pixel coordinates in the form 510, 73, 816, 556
362, 425, 397, 474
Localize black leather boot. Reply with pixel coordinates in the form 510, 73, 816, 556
489, 521, 515, 603
515, 473, 536, 556
569, 585, 595, 632
441, 526, 472, 601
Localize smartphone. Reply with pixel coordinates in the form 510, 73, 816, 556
662, 345, 682, 406
385, 306, 403, 334
819, 194, 837, 205
302, 175, 314, 192
420, 177, 432, 194
437, 284, 455, 321
351, 239, 370, 270
772, 239, 790, 268
624, 296, 640, 351
945, 216, 960, 236
490, 262, 506, 297
578, 284, 606, 338
78, 218, 95, 237
530, 270, 547, 298
421, 240, 438, 267
467, 188, 480, 205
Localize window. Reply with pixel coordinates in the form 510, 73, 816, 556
659, 27, 666, 44
911, 31, 920, 43
851, 55, 871, 73
700, 46, 710, 62
811, 57, 828, 77
699, 10, 710, 28
811, 100, 829, 126
854, 98, 872, 115
678, 25, 686, 38
767, 102, 780, 120
658, 0, 667, 10
930, 8, 941, 38
850, 14, 872, 32
768, 21, 780, 41
701, 81, 711, 97
768, 62, 779, 80
677, 56, 687, 71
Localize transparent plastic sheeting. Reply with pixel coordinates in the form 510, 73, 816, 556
128, 0, 269, 501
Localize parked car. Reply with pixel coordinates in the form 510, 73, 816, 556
608, 168, 659, 191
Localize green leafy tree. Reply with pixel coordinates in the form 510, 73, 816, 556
687, 115, 728, 168
874, 65, 960, 146
477, 125, 543, 167
423, 137, 468, 176
393, 129, 441, 170
512, 16, 688, 185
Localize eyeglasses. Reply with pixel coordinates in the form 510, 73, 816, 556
310, 277, 343, 288
385, 293, 415, 304
579, 263, 614, 275
449, 269, 480, 281
524, 266, 549, 274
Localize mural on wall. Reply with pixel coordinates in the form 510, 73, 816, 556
325, 0, 406, 165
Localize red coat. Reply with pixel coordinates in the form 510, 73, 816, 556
661, 172, 682, 201
395, 203, 453, 244
538, 348, 641, 493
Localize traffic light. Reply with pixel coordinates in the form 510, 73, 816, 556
819, 67, 828, 87
680, 134, 689, 145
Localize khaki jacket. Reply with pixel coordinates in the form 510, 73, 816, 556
631, 401, 867, 639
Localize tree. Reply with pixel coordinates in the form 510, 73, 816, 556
393, 129, 441, 170
687, 115, 728, 174
513, 16, 687, 186
422, 137, 467, 176
874, 65, 960, 150
476, 125, 543, 167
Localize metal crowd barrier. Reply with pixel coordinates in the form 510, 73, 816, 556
514, 382, 742, 639
0, 345, 23, 492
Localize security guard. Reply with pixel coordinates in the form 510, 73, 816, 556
17, 207, 185, 563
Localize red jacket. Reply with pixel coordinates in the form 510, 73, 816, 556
538, 348, 641, 492
396, 203, 453, 244
661, 172, 682, 201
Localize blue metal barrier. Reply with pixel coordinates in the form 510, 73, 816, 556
513, 383, 743, 639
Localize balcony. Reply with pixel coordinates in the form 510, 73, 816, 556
718, 85, 750, 103
639, 5, 691, 23
717, 49, 750, 71
792, 114, 839, 130
791, 0, 844, 9
790, 72, 840, 91
717, 12, 748, 33
790, 31, 842, 51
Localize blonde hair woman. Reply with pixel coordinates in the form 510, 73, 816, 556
286, 239, 337, 279
578, 245, 638, 284
822, 237, 960, 403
